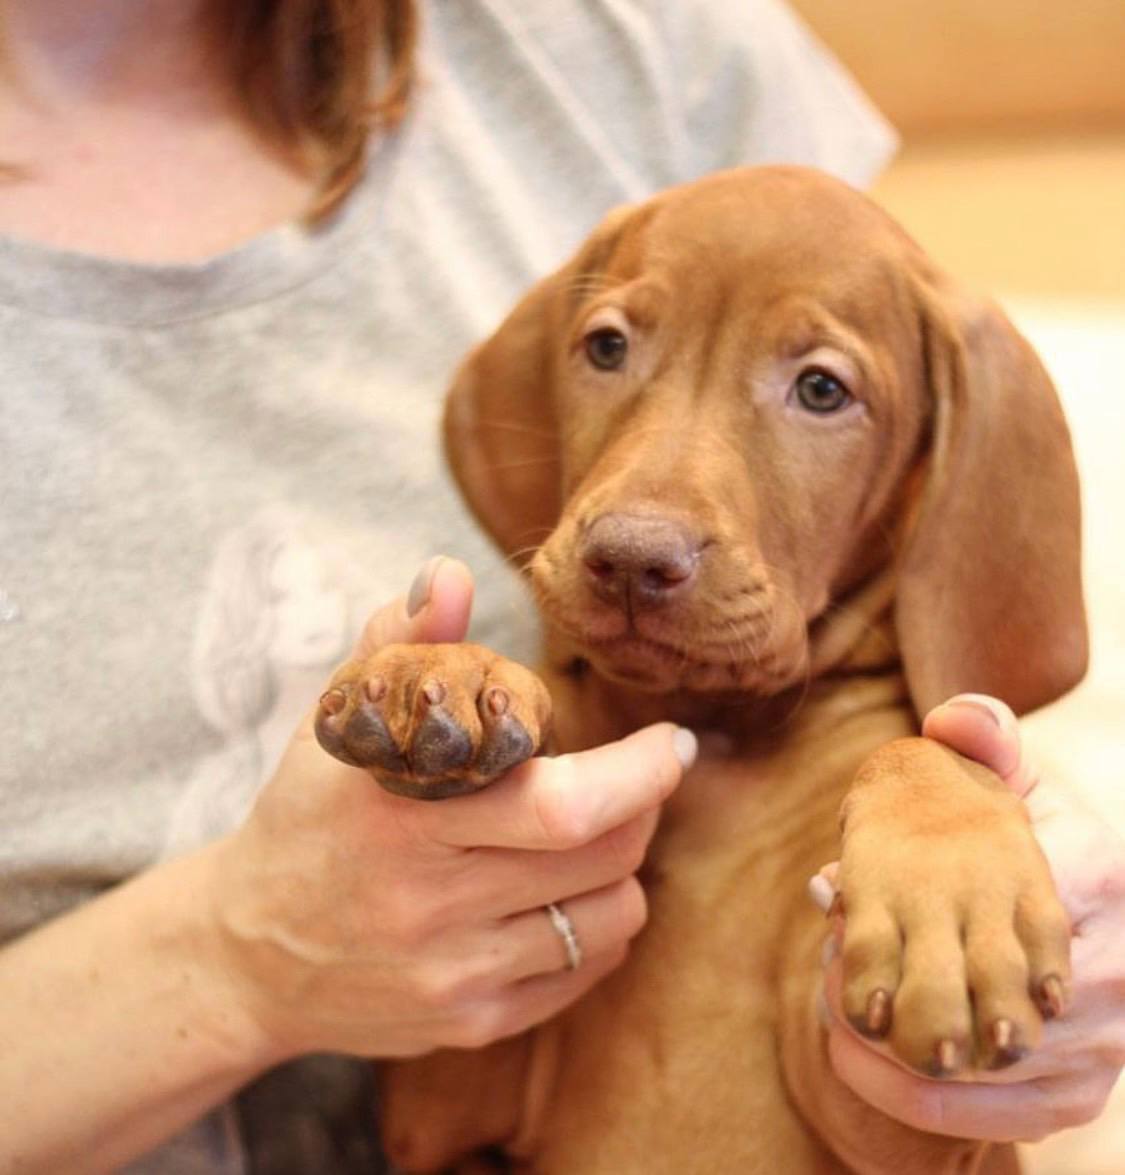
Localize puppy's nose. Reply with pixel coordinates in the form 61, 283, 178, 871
581, 514, 701, 610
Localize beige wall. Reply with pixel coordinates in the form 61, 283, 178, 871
783, 2, 1125, 300
792, 0, 1125, 134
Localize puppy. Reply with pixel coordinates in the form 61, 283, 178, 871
317, 167, 1086, 1173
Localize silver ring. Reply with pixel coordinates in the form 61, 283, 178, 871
545, 902, 583, 970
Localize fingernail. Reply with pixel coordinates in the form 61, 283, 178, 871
807, 873, 836, 914
944, 693, 1006, 728
672, 727, 698, 771
406, 556, 445, 617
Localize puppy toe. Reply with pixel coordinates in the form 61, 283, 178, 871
476, 690, 536, 779
315, 671, 408, 775
1015, 888, 1073, 1021
473, 664, 550, 781
965, 916, 1040, 1068
840, 904, 902, 1039
888, 921, 973, 1077
411, 679, 477, 778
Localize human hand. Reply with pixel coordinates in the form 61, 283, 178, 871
810, 694, 1125, 1141
208, 557, 696, 1062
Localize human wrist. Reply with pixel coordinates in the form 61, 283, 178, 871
173, 838, 300, 1074
199, 830, 337, 1064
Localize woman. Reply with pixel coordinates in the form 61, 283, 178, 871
0, 1, 896, 1170
8, 3, 1118, 1171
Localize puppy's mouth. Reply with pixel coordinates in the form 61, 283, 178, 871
584, 632, 763, 693
535, 591, 804, 695
529, 520, 812, 695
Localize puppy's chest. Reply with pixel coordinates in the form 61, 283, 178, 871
642, 745, 845, 958
555, 677, 919, 998
525, 689, 915, 1171
527, 750, 850, 1173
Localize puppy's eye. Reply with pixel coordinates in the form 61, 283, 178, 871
794, 369, 852, 414
584, 328, 629, 371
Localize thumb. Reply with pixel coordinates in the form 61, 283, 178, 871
921, 693, 1041, 801
352, 556, 475, 657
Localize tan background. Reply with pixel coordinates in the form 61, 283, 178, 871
790, 3, 1125, 1171
794, 0, 1125, 134
789, 0, 1125, 297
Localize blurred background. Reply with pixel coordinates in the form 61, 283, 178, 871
790, 2, 1125, 1169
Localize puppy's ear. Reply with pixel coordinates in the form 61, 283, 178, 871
443, 205, 637, 565
442, 274, 567, 564
896, 278, 1087, 716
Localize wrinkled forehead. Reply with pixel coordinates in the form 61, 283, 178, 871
595, 168, 920, 328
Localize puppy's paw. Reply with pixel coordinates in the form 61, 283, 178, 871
837, 737, 1070, 1075
314, 643, 552, 799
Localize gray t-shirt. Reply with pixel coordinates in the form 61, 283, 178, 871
0, 1, 894, 1169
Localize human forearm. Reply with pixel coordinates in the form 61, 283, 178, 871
0, 841, 280, 1175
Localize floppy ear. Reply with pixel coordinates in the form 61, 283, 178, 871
443, 206, 638, 565
442, 275, 567, 565
895, 279, 1088, 716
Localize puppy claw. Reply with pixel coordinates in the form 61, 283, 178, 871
421, 679, 446, 707
992, 1017, 1013, 1051
987, 1018, 1027, 1070
864, 989, 891, 1037
319, 687, 347, 716
927, 1038, 963, 1078
314, 691, 405, 772
485, 686, 510, 717
1038, 974, 1067, 1020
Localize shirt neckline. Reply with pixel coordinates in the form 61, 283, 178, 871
0, 130, 402, 328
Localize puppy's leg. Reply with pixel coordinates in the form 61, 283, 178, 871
315, 642, 552, 799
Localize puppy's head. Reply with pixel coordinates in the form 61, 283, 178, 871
445, 167, 1086, 716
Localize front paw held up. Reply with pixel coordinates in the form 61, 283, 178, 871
837, 737, 1072, 1077
314, 642, 552, 800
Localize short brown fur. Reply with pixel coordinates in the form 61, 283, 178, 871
325, 167, 1087, 1173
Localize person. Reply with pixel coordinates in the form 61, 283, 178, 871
4, 3, 1120, 1171
0, 1, 897, 1170
810, 694, 1125, 1146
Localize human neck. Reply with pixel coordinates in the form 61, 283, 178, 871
0, 0, 318, 261
1, 0, 221, 107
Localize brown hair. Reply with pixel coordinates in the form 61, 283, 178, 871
204, 0, 419, 220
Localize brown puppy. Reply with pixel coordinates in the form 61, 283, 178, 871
316, 167, 1087, 1173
